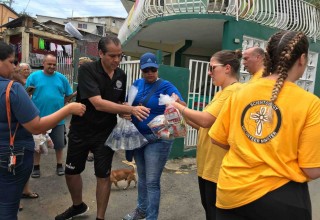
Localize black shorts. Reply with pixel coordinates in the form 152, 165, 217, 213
216, 181, 311, 220
65, 130, 114, 178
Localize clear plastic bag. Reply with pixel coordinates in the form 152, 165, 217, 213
105, 117, 148, 151
34, 134, 48, 155
33, 130, 54, 154
147, 115, 172, 139
46, 129, 54, 149
147, 94, 186, 139
105, 85, 148, 151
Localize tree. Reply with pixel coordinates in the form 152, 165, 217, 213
306, 0, 320, 9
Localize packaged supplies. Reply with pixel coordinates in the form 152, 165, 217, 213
147, 94, 186, 139
105, 86, 148, 151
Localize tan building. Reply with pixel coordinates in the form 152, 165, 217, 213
0, 3, 19, 34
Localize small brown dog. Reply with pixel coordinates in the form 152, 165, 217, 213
110, 163, 137, 190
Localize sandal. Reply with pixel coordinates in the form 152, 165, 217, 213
21, 192, 39, 199
31, 169, 40, 178
19, 203, 23, 211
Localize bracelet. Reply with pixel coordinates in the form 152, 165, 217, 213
181, 106, 187, 117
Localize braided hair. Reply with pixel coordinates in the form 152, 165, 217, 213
262, 31, 309, 121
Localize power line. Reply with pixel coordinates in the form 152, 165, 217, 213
23, 0, 31, 13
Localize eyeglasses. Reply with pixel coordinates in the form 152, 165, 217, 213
142, 67, 158, 73
208, 64, 224, 72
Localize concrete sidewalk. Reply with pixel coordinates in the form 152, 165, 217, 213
18, 149, 204, 220
19, 149, 320, 220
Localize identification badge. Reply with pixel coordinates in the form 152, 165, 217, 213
8, 154, 16, 174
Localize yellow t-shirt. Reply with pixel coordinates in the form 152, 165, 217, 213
197, 82, 242, 183
249, 68, 263, 82
208, 78, 320, 209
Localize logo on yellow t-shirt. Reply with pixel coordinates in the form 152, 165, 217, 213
241, 100, 282, 143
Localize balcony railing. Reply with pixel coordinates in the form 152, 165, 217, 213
119, 0, 320, 43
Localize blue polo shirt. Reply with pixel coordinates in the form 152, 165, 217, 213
0, 77, 39, 151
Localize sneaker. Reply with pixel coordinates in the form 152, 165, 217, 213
122, 208, 146, 220
56, 167, 65, 176
31, 169, 40, 178
55, 203, 89, 220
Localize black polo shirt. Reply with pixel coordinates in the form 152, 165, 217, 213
70, 59, 126, 138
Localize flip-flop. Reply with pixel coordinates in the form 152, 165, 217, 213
21, 192, 39, 199
19, 204, 23, 211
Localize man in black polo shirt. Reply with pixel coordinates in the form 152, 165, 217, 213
55, 36, 150, 220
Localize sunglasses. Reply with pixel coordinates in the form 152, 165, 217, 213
208, 64, 224, 72
142, 67, 158, 73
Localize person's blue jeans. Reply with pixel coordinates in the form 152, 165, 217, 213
0, 148, 33, 220
134, 133, 173, 220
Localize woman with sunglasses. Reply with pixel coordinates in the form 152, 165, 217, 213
123, 52, 186, 220
0, 41, 86, 220
170, 50, 242, 220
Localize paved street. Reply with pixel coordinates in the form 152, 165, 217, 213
18, 149, 205, 220
18, 147, 320, 220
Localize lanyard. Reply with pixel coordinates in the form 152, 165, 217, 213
5, 81, 19, 150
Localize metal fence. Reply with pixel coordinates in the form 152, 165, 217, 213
119, 60, 141, 95
29, 53, 74, 87
185, 59, 220, 148
56, 56, 74, 86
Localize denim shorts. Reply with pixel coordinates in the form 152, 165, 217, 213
49, 125, 65, 150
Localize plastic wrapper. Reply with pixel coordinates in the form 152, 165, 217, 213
34, 134, 48, 155
147, 94, 187, 139
33, 129, 54, 155
105, 117, 148, 151
164, 104, 181, 124
105, 85, 148, 151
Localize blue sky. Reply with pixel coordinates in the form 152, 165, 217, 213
12, 0, 128, 18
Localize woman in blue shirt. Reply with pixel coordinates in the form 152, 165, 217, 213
123, 53, 186, 220
0, 41, 86, 220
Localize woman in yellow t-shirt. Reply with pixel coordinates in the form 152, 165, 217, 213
172, 50, 242, 220
209, 31, 320, 220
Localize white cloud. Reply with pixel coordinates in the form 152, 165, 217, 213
12, 0, 128, 18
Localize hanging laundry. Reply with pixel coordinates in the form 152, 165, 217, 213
45, 41, 50, 51
56, 44, 64, 57
33, 36, 39, 50
64, 44, 72, 56
39, 38, 45, 50
50, 43, 56, 51
62, 45, 67, 56
56, 44, 63, 51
